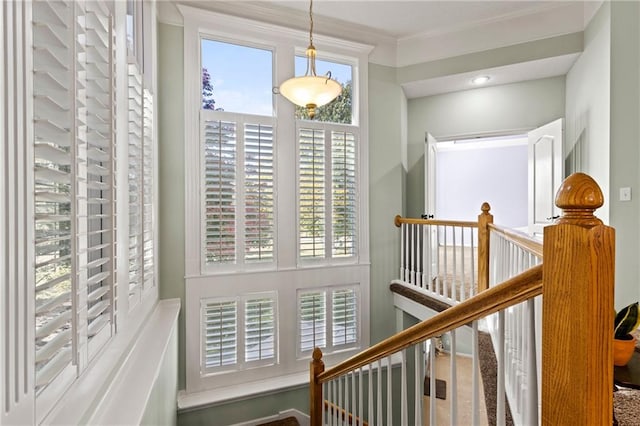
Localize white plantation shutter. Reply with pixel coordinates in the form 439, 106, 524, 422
142, 89, 155, 290
33, 0, 75, 392
128, 68, 155, 306
128, 64, 143, 303
203, 120, 237, 265
32, 0, 115, 399
202, 293, 277, 372
203, 299, 237, 371
82, 0, 115, 354
298, 128, 326, 258
202, 115, 276, 269
332, 288, 358, 347
331, 131, 357, 258
298, 291, 326, 353
244, 123, 274, 263
298, 125, 359, 262
244, 296, 276, 363
298, 287, 358, 354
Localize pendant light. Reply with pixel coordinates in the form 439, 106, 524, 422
279, 0, 342, 119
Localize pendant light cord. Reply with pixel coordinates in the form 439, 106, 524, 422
309, 0, 314, 47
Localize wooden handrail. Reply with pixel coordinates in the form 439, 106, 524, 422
394, 214, 478, 228
317, 264, 542, 383
488, 223, 543, 258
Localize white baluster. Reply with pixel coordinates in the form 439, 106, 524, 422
452, 226, 458, 302
327, 380, 333, 426
428, 338, 436, 426
497, 310, 506, 426
401, 349, 407, 426
450, 330, 458, 425
414, 344, 423, 426
386, 356, 393, 426
377, 359, 382, 426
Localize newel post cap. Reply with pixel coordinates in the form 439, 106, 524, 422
554, 172, 604, 227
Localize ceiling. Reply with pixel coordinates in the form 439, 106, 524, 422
269, 1, 578, 40
161, 1, 600, 97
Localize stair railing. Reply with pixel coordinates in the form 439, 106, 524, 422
487, 219, 543, 424
310, 172, 614, 426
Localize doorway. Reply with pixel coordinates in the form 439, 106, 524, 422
430, 134, 529, 230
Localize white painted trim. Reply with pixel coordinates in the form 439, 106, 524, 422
178, 372, 308, 411
230, 409, 310, 426
180, 2, 371, 397
88, 299, 180, 425
42, 294, 161, 425
177, 4, 373, 56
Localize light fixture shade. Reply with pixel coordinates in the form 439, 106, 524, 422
279, 75, 342, 109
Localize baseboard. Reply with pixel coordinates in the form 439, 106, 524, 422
231, 408, 309, 426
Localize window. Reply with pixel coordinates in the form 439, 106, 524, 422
181, 5, 369, 396
0, 0, 160, 422
298, 125, 358, 261
298, 287, 359, 355
31, 0, 121, 416
294, 58, 353, 124
200, 39, 276, 270
202, 293, 277, 374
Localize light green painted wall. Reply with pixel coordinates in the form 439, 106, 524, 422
177, 387, 309, 426
158, 22, 187, 390
406, 77, 566, 218
565, 2, 610, 224
609, 1, 640, 308
368, 64, 406, 344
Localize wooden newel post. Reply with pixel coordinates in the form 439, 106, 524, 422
310, 347, 325, 426
541, 173, 614, 425
477, 202, 493, 293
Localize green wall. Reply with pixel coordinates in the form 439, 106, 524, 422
177, 387, 309, 426
368, 64, 407, 344
158, 22, 187, 390
406, 76, 566, 218
609, 1, 640, 307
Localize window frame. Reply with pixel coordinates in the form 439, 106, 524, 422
180, 4, 372, 396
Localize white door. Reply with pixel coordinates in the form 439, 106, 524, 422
425, 133, 438, 218
424, 133, 439, 288
528, 118, 564, 236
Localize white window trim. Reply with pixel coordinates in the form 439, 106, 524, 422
180, 5, 372, 397
180, 4, 372, 278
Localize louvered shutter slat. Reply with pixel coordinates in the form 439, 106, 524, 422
245, 297, 275, 362
298, 128, 325, 258
332, 289, 357, 346
32, 0, 75, 393
244, 123, 274, 263
203, 300, 238, 369
128, 64, 144, 302
204, 120, 237, 265
298, 292, 326, 352
331, 131, 357, 257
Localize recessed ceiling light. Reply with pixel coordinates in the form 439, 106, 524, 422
471, 76, 490, 85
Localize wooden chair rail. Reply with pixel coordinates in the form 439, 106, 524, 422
394, 214, 478, 228
317, 264, 543, 384
488, 223, 543, 258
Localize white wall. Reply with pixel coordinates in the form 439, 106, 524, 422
407, 76, 566, 218
565, 2, 610, 223
436, 143, 528, 227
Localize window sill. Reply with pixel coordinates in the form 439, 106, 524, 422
177, 371, 309, 412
